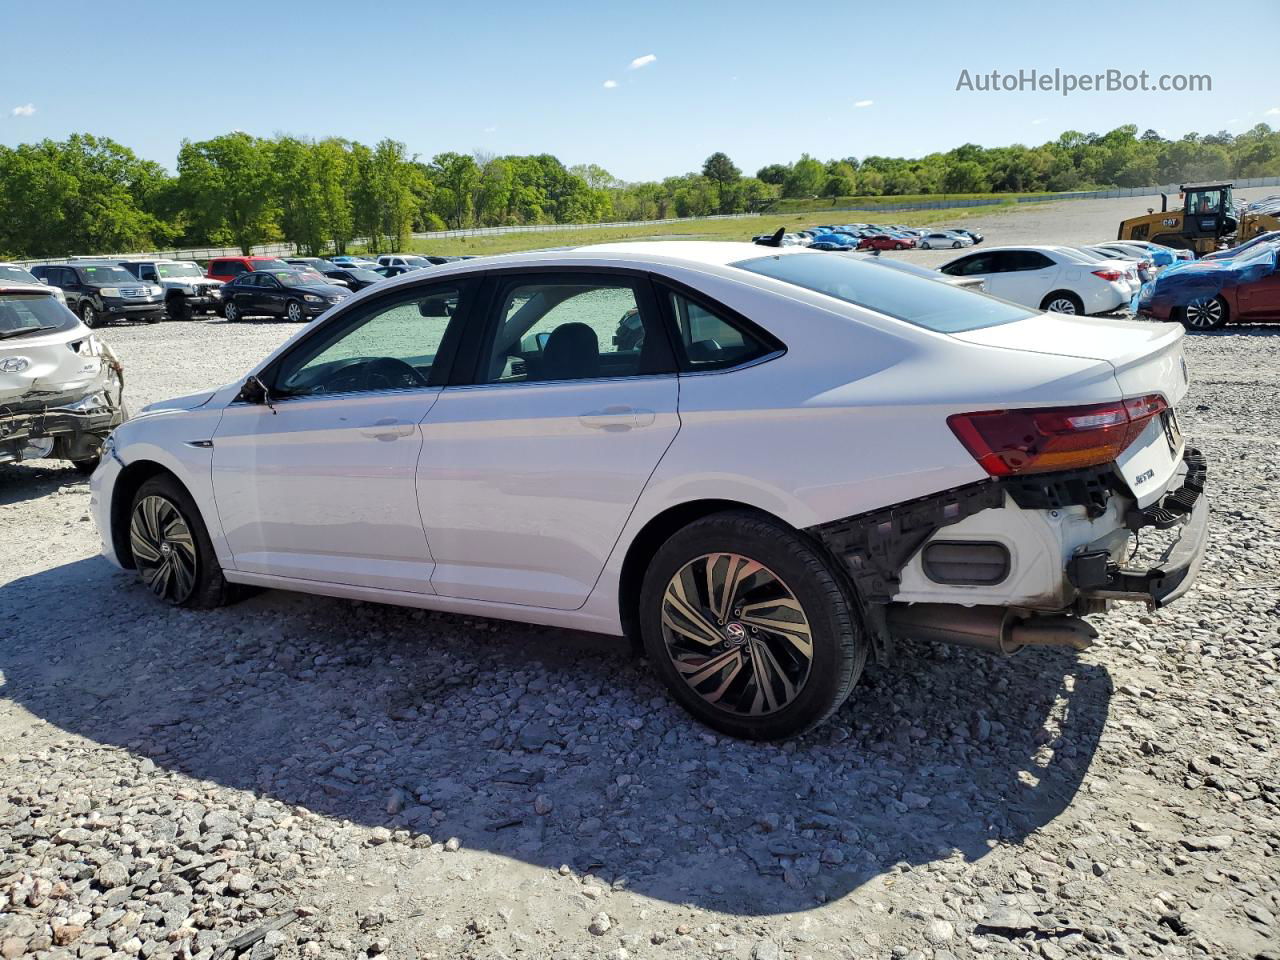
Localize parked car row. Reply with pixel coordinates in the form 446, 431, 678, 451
17, 250, 467, 327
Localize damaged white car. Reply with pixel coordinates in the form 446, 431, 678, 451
1, 282, 126, 472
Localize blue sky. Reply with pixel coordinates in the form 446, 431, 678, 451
1, 0, 1275, 182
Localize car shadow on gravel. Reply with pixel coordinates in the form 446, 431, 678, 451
0, 461, 87, 505
1, 556, 1113, 915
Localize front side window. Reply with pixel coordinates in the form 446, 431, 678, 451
479, 277, 673, 384
736, 252, 1032, 333
273, 284, 464, 397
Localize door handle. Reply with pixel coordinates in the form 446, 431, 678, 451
579, 405, 637, 430
578, 406, 657, 430
359, 418, 416, 440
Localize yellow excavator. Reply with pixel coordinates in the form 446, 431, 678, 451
1117, 182, 1280, 257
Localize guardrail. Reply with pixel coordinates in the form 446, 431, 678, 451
16, 176, 1278, 265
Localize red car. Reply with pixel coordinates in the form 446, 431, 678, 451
858, 234, 916, 251
205, 255, 293, 284
1136, 247, 1280, 329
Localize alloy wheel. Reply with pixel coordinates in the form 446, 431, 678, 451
660, 552, 814, 716
81, 304, 97, 327
224, 301, 239, 322
130, 495, 198, 604
1046, 297, 1078, 314
287, 301, 303, 322
1185, 297, 1223, 329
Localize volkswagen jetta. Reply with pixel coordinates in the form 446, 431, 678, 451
91, 243, 1208, 739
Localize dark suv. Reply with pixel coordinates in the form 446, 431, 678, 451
29, 262, 164, 328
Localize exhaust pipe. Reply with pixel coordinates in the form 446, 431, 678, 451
886, 604, 1096, 655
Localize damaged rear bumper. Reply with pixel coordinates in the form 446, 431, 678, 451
1066, 447, 1208, 609
0, 388, 125, 464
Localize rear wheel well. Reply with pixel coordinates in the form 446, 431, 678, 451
617, 500, 791, 651
110, 460, 180, 568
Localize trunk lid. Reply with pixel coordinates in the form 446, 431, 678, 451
953, 314, 1190, 507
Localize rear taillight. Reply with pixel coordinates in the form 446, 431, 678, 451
947, 395, 1168, 476
1092, 269, 1125, 282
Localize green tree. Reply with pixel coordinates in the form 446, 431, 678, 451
701, 152, 742, 213
782, 154, 824, 198
177, 133, 277, 253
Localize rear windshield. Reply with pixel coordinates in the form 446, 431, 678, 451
0, 265, 39, 284
0, 294, 79, 339
733, 252, 1033, 333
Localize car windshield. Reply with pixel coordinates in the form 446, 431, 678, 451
0, 265, 40, 284
78, 265, 137, 283
402, 256, 430, 266
155, 262, 203, 278
0, 294, 78, 339
348, 269, 382, 282
734, 252, 1033, 333
251, 259, 291, 271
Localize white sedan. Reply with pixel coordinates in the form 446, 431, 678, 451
91, 242, 1208, 740
918, 232, 974, 250
938, 244, 1134, 315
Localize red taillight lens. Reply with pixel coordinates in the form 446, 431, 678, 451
1092, 269, 1125, 282
947, 395, 1168, 477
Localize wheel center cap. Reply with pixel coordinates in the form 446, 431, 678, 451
723, 622, 747, 644
159, 542, 173, 557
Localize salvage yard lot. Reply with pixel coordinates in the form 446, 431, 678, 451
1, 194, 1278, 960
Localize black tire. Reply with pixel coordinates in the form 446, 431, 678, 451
167, 298, 193, 322
71, 457, 100, 475
285, 299, 304, 323
223, 300, 240, 322
920, 241, 931, 250
639, 511, 867, 740
1179, 295, 1228, 331
951, 240, 962, 248
80, 302, 100, 329
1040, 291, 1084, 315
129, 475, 232, 608
145, 312, 163, 325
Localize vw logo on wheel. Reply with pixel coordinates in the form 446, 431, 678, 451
724, 622, 748, 644
0, 356, 31, 374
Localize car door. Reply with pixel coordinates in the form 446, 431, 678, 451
1236, 268, 1280, 320
211, 280, 473, 592
254, 272, 286, 315
997, 251, 1061, 307
417, 270, 680, 609
226, 275, 253, 314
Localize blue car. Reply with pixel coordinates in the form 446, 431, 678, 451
809, 235, 857, 251
1202, 230, 1280, 261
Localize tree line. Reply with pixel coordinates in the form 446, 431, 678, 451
1, 123, 1278, 259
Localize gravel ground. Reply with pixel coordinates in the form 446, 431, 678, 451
1, 194, 1278, 960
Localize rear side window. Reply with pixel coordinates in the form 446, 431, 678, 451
735, 253, 1032, 333
663, 290, 774, 371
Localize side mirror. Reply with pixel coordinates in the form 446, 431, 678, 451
237, 375, 273, 408
38, 277, 49, 284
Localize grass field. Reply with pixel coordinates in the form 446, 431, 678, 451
392, 202, 1017, 257
768, 191, 1056, 214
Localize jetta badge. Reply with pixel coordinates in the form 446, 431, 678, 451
0, 356, 30, 373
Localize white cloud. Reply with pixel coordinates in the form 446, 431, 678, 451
1031, 117, 1047, 125
10, 103, 35, 118
603, 80, 617, 89
483, 126, 497, 133
1266, 106, 1280, 116
853, 99, 873, 108
628, 54, 656, 70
